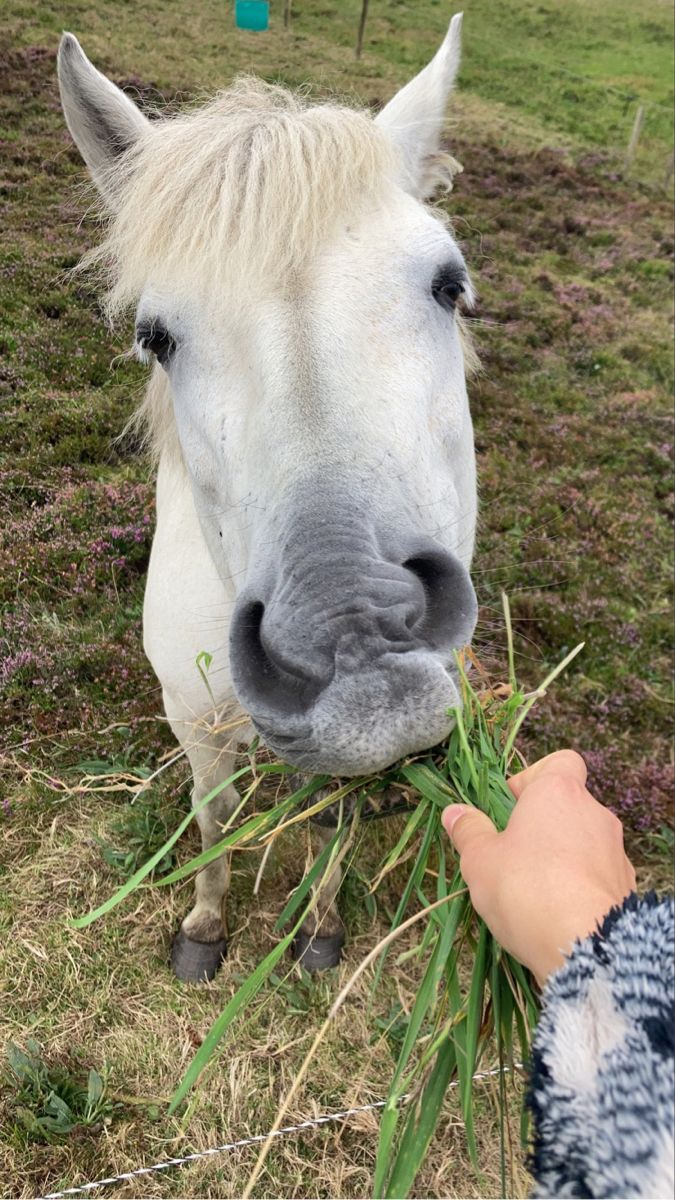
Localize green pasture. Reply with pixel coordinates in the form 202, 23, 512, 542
6, 0, 674, 179
0, 1, 673, 1196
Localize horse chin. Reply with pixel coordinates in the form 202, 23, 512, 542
253, 651, 460, 777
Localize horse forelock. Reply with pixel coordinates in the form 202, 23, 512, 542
96, 76, 476, 465
85, 77, 396, 317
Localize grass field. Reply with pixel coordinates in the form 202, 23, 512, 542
1, 1, 673, 1196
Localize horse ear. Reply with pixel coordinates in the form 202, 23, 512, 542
57, 33, 149, 198
375, 12, 463, 199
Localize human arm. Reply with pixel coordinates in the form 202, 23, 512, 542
442, 751, 674, 1199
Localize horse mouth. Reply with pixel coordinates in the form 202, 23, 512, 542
247, 650, 461, 777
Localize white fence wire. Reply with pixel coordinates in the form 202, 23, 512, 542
36, 1065, 517, 1200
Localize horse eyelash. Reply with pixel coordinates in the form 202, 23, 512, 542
135, 321, 177, 366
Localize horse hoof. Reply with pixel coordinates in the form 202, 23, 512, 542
171, 928, 227, 983
292, 929, 344, 972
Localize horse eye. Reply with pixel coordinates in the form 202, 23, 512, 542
431, 269, 466, 313
136, 322, 176, 367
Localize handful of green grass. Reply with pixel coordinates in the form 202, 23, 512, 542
72, 597, 583, 1197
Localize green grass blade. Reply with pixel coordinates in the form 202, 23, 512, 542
490, 945, 507, 1198
497, 957, 516, 1063
169, 925, 298, 1114
373, 889, 468, 1195
383, 1037, 458, 1199
273, 824, 343, 932
391, 894, 465, 1093
501, 641, 585, 769
156, 774, 338, 887
395, 912, 438, 965
155, 795, 306, 886
515, 986, 533, 1148
436, 832, 447, 901
371, 801, 431, 884
373, 1103, 401, 1199
400, 763, 456, 805
459, 919, 489, 1168
451, 705, 480, 789
508, 956, 539, 1015
369, 802, 435, 997
486, 767, 516, 828
446, 946, 472, 1157
70, 765, 253, 928
502, 590, 517, 694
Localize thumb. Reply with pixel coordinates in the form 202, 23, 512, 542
442, 805, 498, 854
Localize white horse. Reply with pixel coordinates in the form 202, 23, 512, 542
57, 15, 478, 981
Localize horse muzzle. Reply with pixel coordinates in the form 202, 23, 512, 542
228, 490, 477, 775
248, 650, 464, 775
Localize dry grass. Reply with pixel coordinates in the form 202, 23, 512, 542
2, 750, 669, 1197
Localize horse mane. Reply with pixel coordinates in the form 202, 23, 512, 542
89, 76, 474, 464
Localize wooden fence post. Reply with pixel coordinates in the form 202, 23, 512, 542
625, 103, 645, 171
283, 0, 292, 29
355, 0, 369, 59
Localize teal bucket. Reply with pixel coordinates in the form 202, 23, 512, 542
235, 0, 270, 30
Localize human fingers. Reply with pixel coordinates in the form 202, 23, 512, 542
507, 749, 587, 800
442, 805, 498, 855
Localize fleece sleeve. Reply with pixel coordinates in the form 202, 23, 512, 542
528, 892, 674, 1200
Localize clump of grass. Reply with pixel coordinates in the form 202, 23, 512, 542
3, 1040, 114, 1145
71, 596, 583, 1196
96, 792, 182, 878
264, 967, 333, 1016
646, 824, 675, 860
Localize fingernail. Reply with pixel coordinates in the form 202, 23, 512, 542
442, 805, 465, 838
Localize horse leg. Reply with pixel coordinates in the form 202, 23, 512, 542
165, 696, 241, 983
292, 820, 345, 972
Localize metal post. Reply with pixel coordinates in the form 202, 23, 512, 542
355, 0, 369, 59
625, 103, 645, 171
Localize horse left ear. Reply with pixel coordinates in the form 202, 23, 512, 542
375, 12, 463, 199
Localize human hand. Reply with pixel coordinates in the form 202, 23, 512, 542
442, 750, 636, 985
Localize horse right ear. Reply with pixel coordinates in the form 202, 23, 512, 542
57, 34, 149, 199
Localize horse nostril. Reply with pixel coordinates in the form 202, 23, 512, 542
402, 550, 477, 652
403, 554, 447, 599
248, 599, 265, 634
240, 598, 266, 675
229, 596, 324, 720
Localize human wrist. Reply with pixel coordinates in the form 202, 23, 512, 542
531, 889, 622, 985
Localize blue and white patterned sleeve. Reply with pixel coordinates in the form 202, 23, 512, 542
528, 892, 674, 1200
